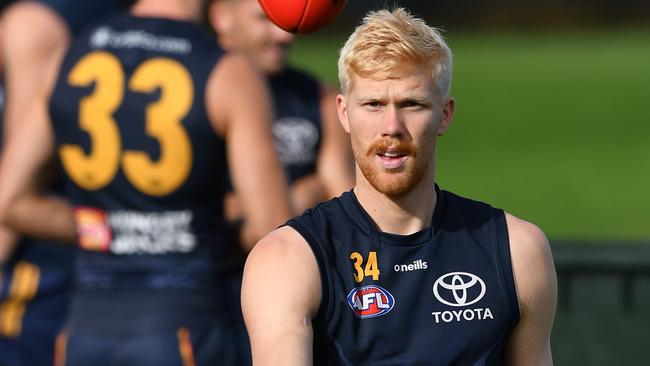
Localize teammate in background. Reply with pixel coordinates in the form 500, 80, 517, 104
0, 1, 124, 365
0, 0, 291, 364
242, 8, 557, 365
209, 1, 353, 357
209, 0, 354, 218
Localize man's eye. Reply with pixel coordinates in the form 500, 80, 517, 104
402, 101, 422, 109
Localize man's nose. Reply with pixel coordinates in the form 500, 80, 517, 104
380, 106, 405, 137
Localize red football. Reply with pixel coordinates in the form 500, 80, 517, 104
258, 0, 348, 34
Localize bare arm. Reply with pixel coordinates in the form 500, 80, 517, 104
206, 54, 291, 251
505, 213, 557, 366
0, 2, 75, 243
1, 2, 69, 138
0, 95, 75, 243
315, 84, 354, 199
242, 226, 321, 365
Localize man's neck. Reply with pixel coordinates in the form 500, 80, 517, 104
353, 169, 437, 236
131, 0, 200, 22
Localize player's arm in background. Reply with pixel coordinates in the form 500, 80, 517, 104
290, 84, 354, 214
1, 2, 69, 138
206, 54, 292, 251
0, 2, 17, 273
504, 213, 557, 366
0, 2, 76, 243
242, 226, 320, 366
316, 83, 354, 197
0, 227, 17, 288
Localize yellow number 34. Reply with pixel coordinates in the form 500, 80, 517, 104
350, 251, 380, 283
59, 51, 193, 196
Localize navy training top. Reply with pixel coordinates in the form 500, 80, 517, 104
49, 13, 237, 328
287, 186, 520, 365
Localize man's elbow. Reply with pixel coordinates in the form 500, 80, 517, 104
0, 198, 17, 229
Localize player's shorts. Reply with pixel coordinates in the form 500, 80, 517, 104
60, 320, 250, 366
58, 288, 251, 366
0, 242, 74, 366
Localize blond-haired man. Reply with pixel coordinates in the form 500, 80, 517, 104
242, 8, 556, 365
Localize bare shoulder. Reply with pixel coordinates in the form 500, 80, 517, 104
506, 213, 550, 253
243, 226, 321, 317
206, 53, 261, 102
504, 212, 556, 313
505, 213, 553, 273
243, 226, 320, 366
205, 53, 269, 136
245, 226, 317, 273
3, 2, 69, 45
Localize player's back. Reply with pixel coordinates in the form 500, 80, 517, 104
267, 67, 322, 184
49, 13, 236, 330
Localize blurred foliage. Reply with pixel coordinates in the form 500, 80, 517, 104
289, 29, 650, 240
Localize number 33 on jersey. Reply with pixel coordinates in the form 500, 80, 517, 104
59, 51, 193, 197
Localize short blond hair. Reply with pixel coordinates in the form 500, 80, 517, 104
338, 8, 452, 98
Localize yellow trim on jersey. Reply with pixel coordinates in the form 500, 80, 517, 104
0, 261, 41, 337
177, 326, 196, 366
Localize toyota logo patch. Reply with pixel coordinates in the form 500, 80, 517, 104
433, 272, 486, 307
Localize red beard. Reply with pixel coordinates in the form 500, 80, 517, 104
356, 137, 428, 197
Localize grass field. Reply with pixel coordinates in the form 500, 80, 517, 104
289, 29, 650, 241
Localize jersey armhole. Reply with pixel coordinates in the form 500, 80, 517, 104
284, 220, 332, 325
494, 208, 521, 326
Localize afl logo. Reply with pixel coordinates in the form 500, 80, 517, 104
433, 272, 486, 307
347, 285, 395, 319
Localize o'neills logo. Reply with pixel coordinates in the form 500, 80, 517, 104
431, 272, 493, 324
394, 259, 428, 273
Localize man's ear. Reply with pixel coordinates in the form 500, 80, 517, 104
209, 0, 234, 36
336, 94, 351, 134
437, 97, 455, 136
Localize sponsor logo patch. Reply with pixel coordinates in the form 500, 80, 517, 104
393, 259, 428, 272
272, 117, 319, 165
347, 285, 395, 319
75, 207, 111, 252
431, 272, 493, 323
74, 207, 197, 255
433, 272, 486, 307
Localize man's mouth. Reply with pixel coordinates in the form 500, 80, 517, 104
376, 150, 408, 169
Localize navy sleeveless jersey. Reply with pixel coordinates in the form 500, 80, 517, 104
287, 186, 520, 365
49, 14, 233, 314
268, 67, 322, 184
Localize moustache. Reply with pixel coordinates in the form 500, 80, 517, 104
367, 138, 416, 157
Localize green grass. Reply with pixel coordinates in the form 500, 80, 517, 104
289, 29, 650, 240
